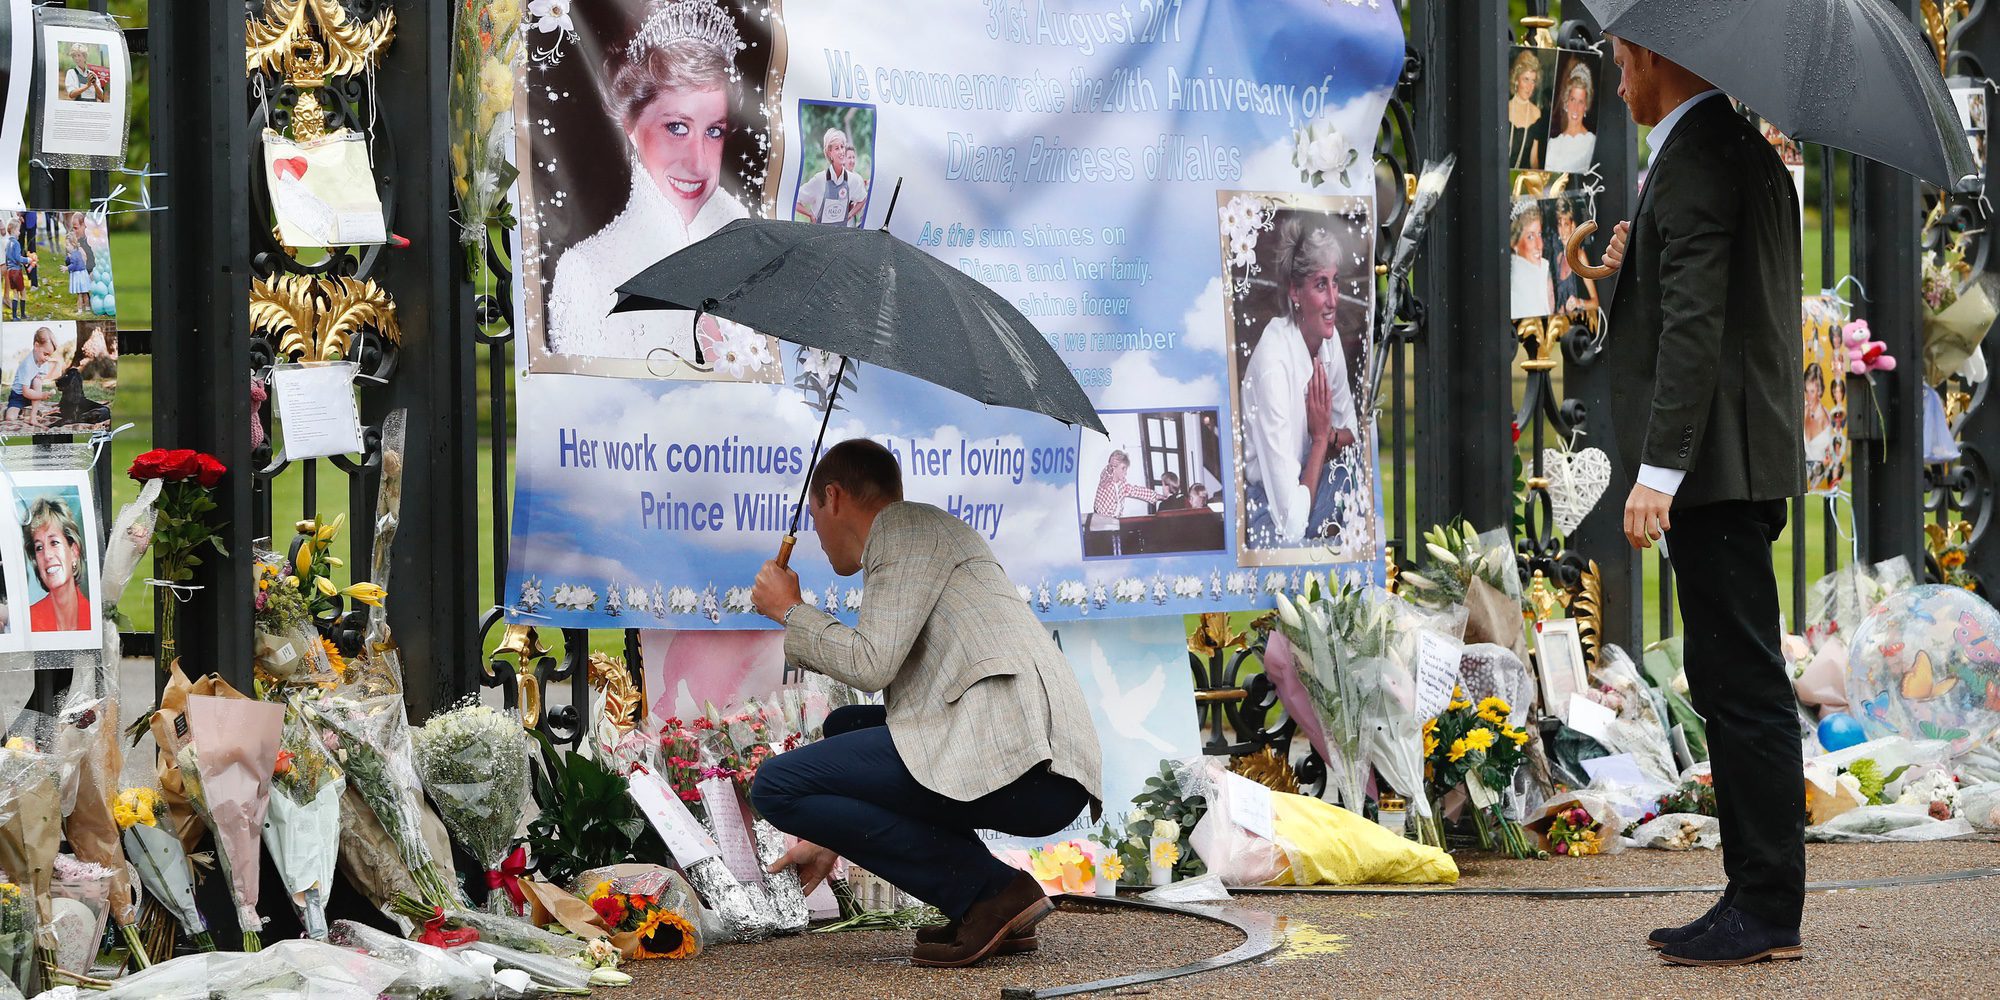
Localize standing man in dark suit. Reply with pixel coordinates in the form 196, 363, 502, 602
1598, 37, 1806, 967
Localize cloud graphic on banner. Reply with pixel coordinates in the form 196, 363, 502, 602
1239, 88, 1395, 197
1098, 349, 1220, 410
1179, 275, 1229, 355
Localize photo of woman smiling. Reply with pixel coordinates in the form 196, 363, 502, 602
534, 0, 783, 379
25, 493, 88, 632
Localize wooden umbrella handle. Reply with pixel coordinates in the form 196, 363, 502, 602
776, 534, 797, 569
1566, 219, 1617, 280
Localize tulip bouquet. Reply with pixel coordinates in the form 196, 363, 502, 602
127, 448, 228, 666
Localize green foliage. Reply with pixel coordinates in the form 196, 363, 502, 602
1100, 761, 1207, 884
524, 732, 664, 888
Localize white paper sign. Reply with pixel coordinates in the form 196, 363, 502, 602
1565, 692, 1618, 744
698, 776, 764, 883
1413, 630, 1464, 722
1221, 771, 1277, 841
627, 769, 719, 865
273, 362, 363, 460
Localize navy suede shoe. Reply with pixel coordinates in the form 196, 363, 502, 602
1647, 887, 1734, 949
1660, 906, 1803, 967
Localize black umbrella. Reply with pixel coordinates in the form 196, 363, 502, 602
614, 183, 1106, 566
1580, 0, 1979, 190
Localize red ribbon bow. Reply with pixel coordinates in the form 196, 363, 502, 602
484, 846, 530, 914
415, 906, 480, 949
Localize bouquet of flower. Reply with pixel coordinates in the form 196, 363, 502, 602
1545, 806, 1604, 857
583, 872, 702, 961
0, 880, 32, 993
0, 745, 60, 989
48, 855, 119, 974
327, 919, 494, 999
262, 706, 345, 938
175, 696, 286, 950
1397, 519, 1520, 611
112, 787, 213, 952
386, 892, 586, 959
300, 694, 461, 910
449, 0, 523, 253
1099, 762, 1208, 885
1658, 776, 1718, 817
1425, 687, 1541, 858
251, 550, 332, 689
127, 448, 228, 666
287, 514, 388, 630
411, 701, 531, 914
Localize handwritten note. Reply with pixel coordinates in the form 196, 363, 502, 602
628, 769, 719, 865
273, 362, 363, 460
699, 776, 764, 883
1221, 771, 1277, 841
1414, 630, 1465, 723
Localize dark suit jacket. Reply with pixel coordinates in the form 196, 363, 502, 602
1606, 95, 1805, 508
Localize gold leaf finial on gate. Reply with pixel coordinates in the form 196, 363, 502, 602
587, 652, 644, 739
247, 0, 397, 78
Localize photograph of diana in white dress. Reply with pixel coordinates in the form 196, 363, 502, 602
542, 0, 778, 381
1543, 59, 1597, 175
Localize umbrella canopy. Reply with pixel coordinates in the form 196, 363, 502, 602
1581, 0, 1979, 190
613, 217, 1107, 435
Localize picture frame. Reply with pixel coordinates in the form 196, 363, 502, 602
1534, 617, 1588, 717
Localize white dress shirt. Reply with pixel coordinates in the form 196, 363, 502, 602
1241, 315, 1357, 544
1636, 88, 1724, 498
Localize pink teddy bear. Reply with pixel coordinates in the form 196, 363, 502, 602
1842, 319, 1896, 375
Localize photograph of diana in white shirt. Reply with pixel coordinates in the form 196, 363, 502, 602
1237, 215, 1366, 553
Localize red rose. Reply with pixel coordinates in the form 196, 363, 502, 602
195, 454, 226, 488
128, 449, 168, 482
161, 449, 200, 481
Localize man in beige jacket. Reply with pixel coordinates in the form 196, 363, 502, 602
750, 438, 1103, 968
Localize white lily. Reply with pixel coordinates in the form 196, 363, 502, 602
1426, 543, 1460, 566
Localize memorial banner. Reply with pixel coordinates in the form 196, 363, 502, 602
507, 0, 1404, 628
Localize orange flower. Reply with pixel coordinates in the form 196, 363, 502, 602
633, 907, 700, 960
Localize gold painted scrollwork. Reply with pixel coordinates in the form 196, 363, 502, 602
489, 624, 548, 730
1571, 561, 1604, 673
252, 273, 403, 361
587, 652, 644, 739
247, 0, 397, 78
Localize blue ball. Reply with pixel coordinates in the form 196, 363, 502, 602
1818, 713, 1867, 752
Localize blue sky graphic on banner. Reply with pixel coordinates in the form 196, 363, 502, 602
506, 1, 1404, 628
982, 615, 1201, 850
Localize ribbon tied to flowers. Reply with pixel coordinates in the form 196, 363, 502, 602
485, 845, 530, 912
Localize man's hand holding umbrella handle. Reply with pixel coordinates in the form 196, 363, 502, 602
1567, 219, 1629, 279
776, 534, 797, 569
753, 559, 804, 623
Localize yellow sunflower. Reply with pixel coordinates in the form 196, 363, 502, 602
633, 906, 701, 960
320, 638, 349, 679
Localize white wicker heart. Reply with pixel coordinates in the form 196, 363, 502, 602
1542, 446, 1612, 536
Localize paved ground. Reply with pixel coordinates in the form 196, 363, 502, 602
628, 840, 2000, 999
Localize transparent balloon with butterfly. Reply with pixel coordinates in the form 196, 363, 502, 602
1847, 584, 2000, 757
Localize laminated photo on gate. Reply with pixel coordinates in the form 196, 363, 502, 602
505, 0, 1408, 628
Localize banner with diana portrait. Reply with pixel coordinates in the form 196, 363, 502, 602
507, 0, 1406, 629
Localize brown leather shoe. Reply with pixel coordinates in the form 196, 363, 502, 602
908, 872, 1053, 968
916, 920, 1038, 954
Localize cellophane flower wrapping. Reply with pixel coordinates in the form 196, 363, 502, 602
448, 2, 522, 249
0, 879, 35, 994
624, 767, 776, 943
265, 705, 346, 938
178, 695, 286, 947
1586, 646, 1681, 788
302, 693, 464, 910
0, 745, 61, 958
454, 940, 593, 994
388, 898, 585, 960
411, 701, 530, 913
328, 919, 495, 1000
48, 855, 116, 973
97, 938, 404, 1000
115, 786, 209, 949
359, 410, 409, 693
1355, 600, 1466, 847
574, 867, 706, 961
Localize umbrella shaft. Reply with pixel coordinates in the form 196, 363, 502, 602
792, 356, 852, 535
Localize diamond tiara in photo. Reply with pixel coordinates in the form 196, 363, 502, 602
626, 0, 746, 66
